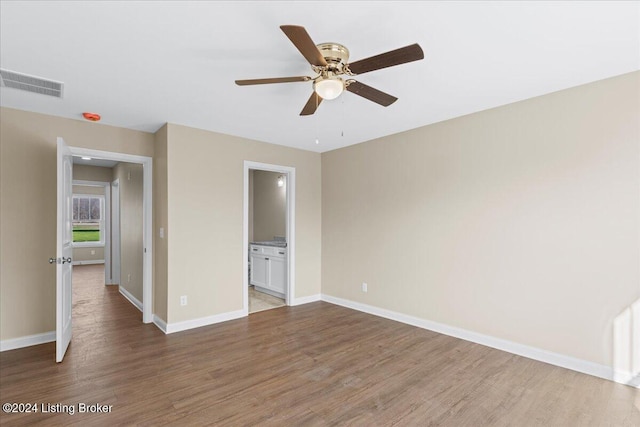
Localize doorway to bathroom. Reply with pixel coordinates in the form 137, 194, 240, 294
243, 161, 296, 315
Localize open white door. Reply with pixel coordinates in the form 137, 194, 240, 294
56, 137, 73, 362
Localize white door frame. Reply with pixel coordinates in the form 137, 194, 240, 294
68, 146, 153, 324
243, 161, 296, 313
111, 178, 121, 287
72, 179, 112, 283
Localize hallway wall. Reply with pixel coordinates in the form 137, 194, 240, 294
113, 162, 144, 303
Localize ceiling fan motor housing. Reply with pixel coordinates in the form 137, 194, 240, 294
316, 43, 350, 65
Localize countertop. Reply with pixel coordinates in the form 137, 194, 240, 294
250, 241, 287, 248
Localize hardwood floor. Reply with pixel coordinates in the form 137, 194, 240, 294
1, 265, 638, 426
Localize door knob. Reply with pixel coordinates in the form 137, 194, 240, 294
62, 257, 72, 264
49, 258, 56, 264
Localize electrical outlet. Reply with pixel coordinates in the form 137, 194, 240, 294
90, 249, 95, 255
180, 295, 188, 306
362, 282, 368, 293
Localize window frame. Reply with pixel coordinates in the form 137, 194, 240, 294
72, 193, 106, 247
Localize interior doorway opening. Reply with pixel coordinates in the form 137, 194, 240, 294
243, 161, 296, 315
65, 146, 153, 322
71, 159, 145, 311
248, 170, 287, 313
70, 178, 112, 284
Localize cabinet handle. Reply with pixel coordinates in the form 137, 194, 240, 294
278, 251, 285, 255
252, 248, 258, 251
265, 257, 269, 260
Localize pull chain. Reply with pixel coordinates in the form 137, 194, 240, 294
315, 94, 320, 144
341, 96, 345, 137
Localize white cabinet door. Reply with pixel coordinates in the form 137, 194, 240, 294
269, 256, 287, 294
250, 254, 268, 288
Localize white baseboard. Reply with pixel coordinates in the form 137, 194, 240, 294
254, 285, 284, 300
292, 293, 321, 306
72, 260, 105, 266
153, 315, 168, 333
320, 294, 633, 387
0, 331, 55, 352
614, 371, 640, 387
166, 309, 246, 334
161, 291, 322, 334
626, 375, 640, 388
119, 286, 142, 312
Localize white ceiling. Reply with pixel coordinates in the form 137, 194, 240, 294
1, 1, 638, 153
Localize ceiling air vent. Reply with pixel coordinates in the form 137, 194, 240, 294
0, 69, 63, 98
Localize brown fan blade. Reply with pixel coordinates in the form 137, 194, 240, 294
300, 92, 323, 116
347, 44, 424, 75
346, 81, 397, 106
280, 25, 328, 67
235, 76, 311, 86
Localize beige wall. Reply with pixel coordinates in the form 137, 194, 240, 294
321, 72, 640, 368
0, 107, 154, 341
165, 124, 322, 323
252, 170, 286, 242
114, 162, 144, 302
73, 164, 113, 183
73, 184, 106, 195
73, 247, 105, 263
153, 125, 168, 322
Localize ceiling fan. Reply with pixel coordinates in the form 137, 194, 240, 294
235, 25, 424, 116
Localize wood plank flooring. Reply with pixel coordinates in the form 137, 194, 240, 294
1, 265, 638, 426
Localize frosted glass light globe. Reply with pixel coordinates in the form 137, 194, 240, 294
314, 77, 344, 100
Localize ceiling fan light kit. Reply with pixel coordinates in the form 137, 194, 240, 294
235, 25, 424, 116
314, 76, 344, 100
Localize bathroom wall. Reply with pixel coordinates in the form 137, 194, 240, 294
252, 170, 286, 242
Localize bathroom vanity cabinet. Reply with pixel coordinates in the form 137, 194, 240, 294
250, 243, 287, 298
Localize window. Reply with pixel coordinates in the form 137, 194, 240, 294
72, 195, 105, 245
